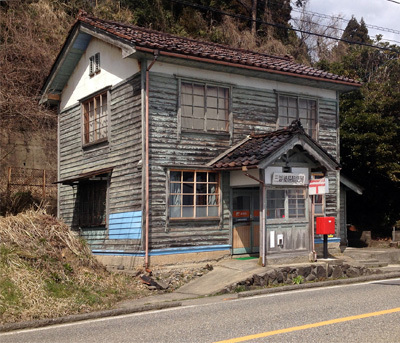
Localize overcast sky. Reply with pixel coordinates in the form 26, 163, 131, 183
292, 0, 400, 45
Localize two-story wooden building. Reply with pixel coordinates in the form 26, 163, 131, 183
40, 11, 361, 268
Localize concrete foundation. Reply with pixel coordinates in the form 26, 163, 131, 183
315, 241, 341, 257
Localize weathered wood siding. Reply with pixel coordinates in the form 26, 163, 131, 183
318, 98, 339, 158
147, 73, 230, 249
232, 86, 277, 140
146, 72, 341, 250
318, 98, 339, 229
58, 73, 143, 249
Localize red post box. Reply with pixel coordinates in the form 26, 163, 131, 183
316, 217, 335, 235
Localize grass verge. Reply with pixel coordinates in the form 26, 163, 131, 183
0, 210, 148, 324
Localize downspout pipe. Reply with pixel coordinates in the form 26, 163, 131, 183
144, 51, 159, 269
241, 167, 266, 267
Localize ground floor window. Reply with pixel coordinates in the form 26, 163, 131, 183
78, 179, 107, 227
169, 170, 219, 219
267, 188, 306, 220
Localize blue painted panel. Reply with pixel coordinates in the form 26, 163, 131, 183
108, 211, 142, 240
109, 222, 141, 230
314, 237, 340, 244
109, 211, 141, 219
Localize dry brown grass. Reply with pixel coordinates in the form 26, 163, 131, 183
0, 210, 146, 324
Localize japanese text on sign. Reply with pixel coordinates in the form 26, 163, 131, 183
272, 173, 306, 186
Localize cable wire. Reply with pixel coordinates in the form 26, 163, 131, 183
289, 0, 400, 35
170, 0, 399, 52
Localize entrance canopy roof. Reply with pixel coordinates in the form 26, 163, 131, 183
208, 120, 340, 172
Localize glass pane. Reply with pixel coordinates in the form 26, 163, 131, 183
288, 97, 297, 107
193, 95, 204, 107
182, 94, 192, 106
182, 117, 192, 129
207, 107, 218, 119
207, 118, 218, 131
196, 172, 207, 183
181, 82, 192, 94
196, 207, 207, 217
183, 207, 194, 217
279, 96, 288, 106
208, 97, 218, 108
170, 183, 181, 193
193, 84, 204, 96
209, 173, 217, 183
208, 184, 216, 193
218, 97, 227, 109
170, 171, 181, 182
207, 86, 218, 97
182, 105, 193, 116
169, 194, 181, 205
102, 94, 107, 111
170, 206, 180, 218
315, 204, 323, 214
183, 195, 194, 205
299, 99, 307, 109
196, 195, 207, 205
208, 206, 218, 217
196, 183, 207, 193
192, 118, 204, 130
208, 194, 217, 205
193, 106, 204, 118
183, 172, 194, 182
183, 183, 194, 194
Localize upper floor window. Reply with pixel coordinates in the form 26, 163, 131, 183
89, 52, 100, 76
278, 95, 317, 139
82, 92, 108, 145
180, 81, 229, 132
169, 170, 219, 219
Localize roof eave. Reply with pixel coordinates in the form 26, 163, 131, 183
134, 46, 361, 91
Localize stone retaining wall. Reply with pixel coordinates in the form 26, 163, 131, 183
220, 263, 379, 294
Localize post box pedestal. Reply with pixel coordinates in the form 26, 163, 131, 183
316, 217, 335, 259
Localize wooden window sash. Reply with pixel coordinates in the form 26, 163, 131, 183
169, 170, 220, 219
82, 92, 108, 145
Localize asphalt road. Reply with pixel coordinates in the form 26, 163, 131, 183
2, 278, 400, 343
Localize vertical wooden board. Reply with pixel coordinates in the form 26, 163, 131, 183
233, 225, 251, 249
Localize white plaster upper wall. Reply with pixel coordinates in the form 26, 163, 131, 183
151, 61, 337, 100
60, 37, 140, 111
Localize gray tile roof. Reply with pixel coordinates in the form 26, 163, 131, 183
211, 120, 339, 169
77, 11, 360, 86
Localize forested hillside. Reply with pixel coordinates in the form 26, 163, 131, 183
1, 0, 399, 234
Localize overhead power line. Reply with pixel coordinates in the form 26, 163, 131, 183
170, 0, 399, 52
289, 1, 400, 35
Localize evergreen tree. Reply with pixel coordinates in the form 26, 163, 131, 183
341, 16, 370, 43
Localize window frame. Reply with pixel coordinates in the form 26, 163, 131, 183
177, 78, 232, 136
168, 170, 220, 220
89, 52, 101, 77
80, 88, 110, 147
266, 187, 308, 223
277, 93, 319, 139
77, 175, 109, 228
311, 173, 326, 217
